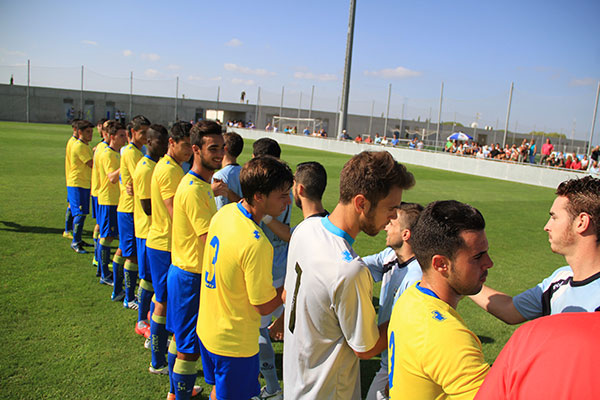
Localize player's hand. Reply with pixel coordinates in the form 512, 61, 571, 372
211, 179, 228, 197
268, 314, 284, 342
126, 181, 134, 196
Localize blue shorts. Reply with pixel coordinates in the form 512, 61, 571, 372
67, 187, 90, 217
97, 204, 118, 239
117, 212, 136, 258
136, 237, 151, 282
166, 266, 201, 354
147, 247, 171, 303
91, 196, 98, 219
199, 341, 260, 400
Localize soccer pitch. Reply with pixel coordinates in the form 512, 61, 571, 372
0, 121, 563, 399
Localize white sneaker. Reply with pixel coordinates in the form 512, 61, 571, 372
258, 386, 283, 400
144, 337, 151, 349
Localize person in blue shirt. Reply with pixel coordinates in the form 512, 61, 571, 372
212, 131, 244, 210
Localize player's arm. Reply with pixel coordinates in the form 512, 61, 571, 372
353, 321, 389, 360
163, 196, 174, 219
108, 168, 120, 184
253, 286, 284, 316
226, 188, 242, 203
264, 218, 291, 243
469, 285, 526, 325
86, 159, 93, 168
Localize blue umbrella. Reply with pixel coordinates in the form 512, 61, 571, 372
447, 132, 473, 141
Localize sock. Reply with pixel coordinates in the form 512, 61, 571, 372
93, 231, 100, 264
112, 255, 125, 296
168, 338, 178, 395
150, 313, 167, 368
123, 261, 139, 302
72, 214, 86, 245
65, 206, 73, 233
172, 358, 197, 400
99, 239, 112, 280
150, 295, 156, 320
259, 327, 281, 394
138, 280, 154, 323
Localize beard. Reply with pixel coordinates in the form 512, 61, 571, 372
359, 206, 381, 237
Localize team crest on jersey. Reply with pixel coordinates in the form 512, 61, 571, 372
189, 180, 194, 185
341, 250, 353, 262
431, 310, 446, 321
253, 230, 260, 239
207, 191, 212, 199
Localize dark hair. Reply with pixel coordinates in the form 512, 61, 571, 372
253, 138, 281, 158
240, 155, 293, 205
339, 151, 415, 207
131, 115, 151, 131
104, 120, 125, 135
295, 161, 327, 201
411, 200, 485, 270
170, 121, 192, 142
556, 176, 600, 241
126, 122, 133, 139
224, 131, 244, 158
75, 120, 94, 131
147, 124, 168, 141
71, 118, 81, 128
96, 118, 108, 127
190, 120, 222, 147
398, 202, 424, 233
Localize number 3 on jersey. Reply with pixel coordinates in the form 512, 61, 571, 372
204, 235, 219, 289
388, 331, 395, 389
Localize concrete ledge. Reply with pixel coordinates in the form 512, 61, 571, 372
232, 128, 587, 189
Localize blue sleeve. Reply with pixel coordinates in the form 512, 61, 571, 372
362, 247, 394, 283
513, 266, 570, 320
212, 168, 229, 210
393, 262, 422, 305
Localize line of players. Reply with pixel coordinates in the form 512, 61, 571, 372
64, 116, 600, 400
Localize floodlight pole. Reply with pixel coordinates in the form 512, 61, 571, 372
308, 85, 315, 119
336, 0, 356, 140
174, 76, 179, 121
426, 106, 431, 138
26, 59, 30, 123
503, 81, 514, 147
279, 86, 284, 131
384, 84, 391, 138
297, 92, 302, 129
435, 81, 444, 150
216, 86, 220, 122
334, 96, 340, 139
256, 86, 262, 128
368, 100, 374, 136
80, 65, 84, 119
129, 71, 133, 119
588, 81, 600, 154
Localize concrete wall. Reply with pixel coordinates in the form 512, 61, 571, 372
0, 83, 588, 153
232, 128, 588, 189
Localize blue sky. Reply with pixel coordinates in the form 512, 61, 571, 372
1, 0, 599, 143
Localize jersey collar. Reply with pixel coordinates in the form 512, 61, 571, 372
321, 216, 355, 246
144, 154, 158, 163
188, 170, 208, 183
237, 202, 255, 223
416, 282, 440, 299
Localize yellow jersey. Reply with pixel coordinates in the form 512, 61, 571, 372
117, 143, 144, 213
65, 135, 77, 186
97, 146, 121, 206
133, 155, 156, 239
91, 141, 108, 197
197, 202, 276, 358
146, 154, 184, 252
68, 139, 93, 189
388, 283, 489, 400
171, 171, 217, 274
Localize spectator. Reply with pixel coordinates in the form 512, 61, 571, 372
490, 144, 501, 159
303, 127, 310, 136
581, 155, 590, 170
444, 139, 453, 152
571, 156, 582, 170
556, 152, 566, 168
355, 135, 363, 143
416, 140, 424, 150
374, 133, 382, 144
364, 135, 372, 144
528, 139, 537, 163
408, 137, 417, 149
540, 138, 554, 164
565, 155, 573, 169
589, 160, 599, 175
591, 145, 600, 163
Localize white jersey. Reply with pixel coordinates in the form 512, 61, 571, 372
283, 216, 379, 400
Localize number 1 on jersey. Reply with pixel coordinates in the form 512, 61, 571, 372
204, 235, 219, 289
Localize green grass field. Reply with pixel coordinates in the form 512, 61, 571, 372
0, 121, 563, 399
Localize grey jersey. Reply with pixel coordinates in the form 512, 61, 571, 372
283, 216, 379, 400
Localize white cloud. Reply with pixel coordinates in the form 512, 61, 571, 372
81, 40, 98, 46
294, 71, 337, 82
570, 77, 597, 87
122, 49, 133, 57
166, 64, 180, 70
364, 66, 422, 79
224, 63, 275, 77
0, 49, 26, 57
211, 76, 222, 81
188, 74, 203, 81
225, 38, 243, 47
144, 69, 159, 78
231, 78, 256, 85
142, 53, 160, 61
